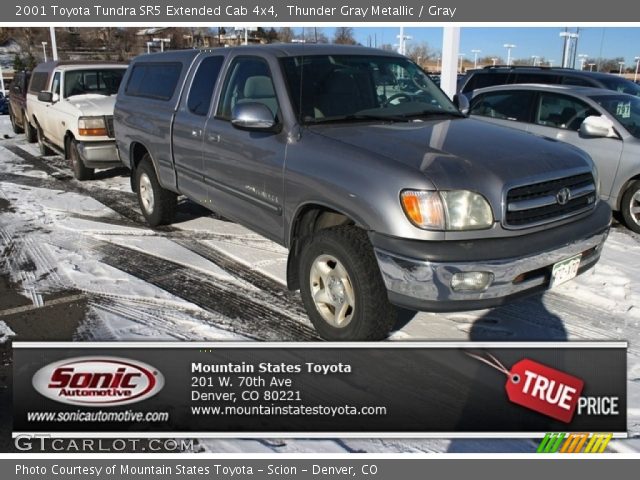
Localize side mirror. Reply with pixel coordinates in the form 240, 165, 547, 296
580, 115, 617, 138
453, 94, 470, 115
37, 91, 53, 103
231, 103, 276, 131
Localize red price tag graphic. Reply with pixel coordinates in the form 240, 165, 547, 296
507, 359, 583, 423
468, 353, 584, 424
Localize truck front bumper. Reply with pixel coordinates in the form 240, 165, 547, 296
77, 141, 120, 169
371, 202, 611, 312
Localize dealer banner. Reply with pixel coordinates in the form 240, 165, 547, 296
11, 342, 627, 437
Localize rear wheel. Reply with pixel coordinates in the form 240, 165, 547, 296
36, 123, 53, 156
298, 225, 397, 341
68, 139, 94, 181
25, 115, 37, 143
621, 180, 640, 234
135, 155, 177, 226
9, 108, 23, 134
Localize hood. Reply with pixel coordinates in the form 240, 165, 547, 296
308, 117, 594, 210
67, 94, 116, 116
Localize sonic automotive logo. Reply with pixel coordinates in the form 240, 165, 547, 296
32, 357, 164, 406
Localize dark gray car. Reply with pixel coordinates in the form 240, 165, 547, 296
114, 45, 611, 341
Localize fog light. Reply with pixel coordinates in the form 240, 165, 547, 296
451, 272, 494, 292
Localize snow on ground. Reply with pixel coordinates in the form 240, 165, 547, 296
1, 114, 639, 452
0, 322, 15, 343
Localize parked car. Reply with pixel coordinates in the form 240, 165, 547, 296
458, 65, 640, 99
26, 61, 127, 180
115, 45, 611, 341
0, 92, 8, 115
468, 83, 640, 232
8, 70, 33, 136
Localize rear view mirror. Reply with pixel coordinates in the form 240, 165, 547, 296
37, 91, 53, 103
580, 115, 617, 139
231, 103, 277, 131
453, 94, 470, 115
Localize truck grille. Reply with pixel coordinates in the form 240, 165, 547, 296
104, 115, 115, 138
505, 173, 597, 228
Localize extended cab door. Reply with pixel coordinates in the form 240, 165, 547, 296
172, 55, 225, 206
202, 55, 287, 242
40, 71, 63, 145
527, 92, 623, 201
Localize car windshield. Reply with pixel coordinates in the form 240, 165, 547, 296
598, 76, 640, 97
590, 94, 640, 138
280, 54, 461, 124
64, 68, 126, 98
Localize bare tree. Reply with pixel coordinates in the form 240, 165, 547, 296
478, 55, 504, 66
333, 27, 356, 45
302, 28, 328, 44
406, 43, 433, 65
278, 27, 294, 43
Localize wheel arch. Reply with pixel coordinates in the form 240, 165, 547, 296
617, 173, 640, 211
285, 202, 369, 291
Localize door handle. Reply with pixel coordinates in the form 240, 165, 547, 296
191, 129, 202, 137
207, 133, 221, 143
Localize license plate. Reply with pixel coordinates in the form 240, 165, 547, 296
550, 254, 582, 288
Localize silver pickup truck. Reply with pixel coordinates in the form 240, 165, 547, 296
114, 44, 611, 341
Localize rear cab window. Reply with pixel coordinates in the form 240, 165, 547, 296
28, 72, 49, 94
126, 63, 182, 101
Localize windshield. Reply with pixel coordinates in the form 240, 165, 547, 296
598, 77, 640, 97
280, 54, 460, 124
64, 68, 126, 98
590, 94, 640, 138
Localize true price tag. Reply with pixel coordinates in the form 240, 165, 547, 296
468, 353, 584, 424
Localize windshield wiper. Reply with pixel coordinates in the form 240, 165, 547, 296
306, 113, 412, 124
399, 109, 466, 119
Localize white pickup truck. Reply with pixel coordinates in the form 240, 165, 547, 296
26, 62, 127, 180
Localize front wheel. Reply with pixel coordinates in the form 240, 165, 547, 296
135, 155, 177, 226
298, 226, 397, 341
621, 180, 640, 234
36, 124, 53, 156
68, 139, 94, 181
25, 116, 37, 143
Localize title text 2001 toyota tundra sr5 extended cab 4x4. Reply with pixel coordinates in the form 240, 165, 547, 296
114, 45, 611, 341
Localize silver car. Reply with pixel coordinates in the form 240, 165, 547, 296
468, 84, 640, 232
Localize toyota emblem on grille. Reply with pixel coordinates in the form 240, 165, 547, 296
556, 187, 572, 206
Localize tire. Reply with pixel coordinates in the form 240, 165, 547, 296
36, 123, 53, 156
68, 139, 94, 181
25, 116, 37, 143
9, 108, 23, 134
135, 155, 177, 227
621, 180, 640, 234
298, 225, 397, 341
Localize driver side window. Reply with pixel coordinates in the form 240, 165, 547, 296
216, 57, 279, 121
535, 93, 597, 131
51, 72, 61, 98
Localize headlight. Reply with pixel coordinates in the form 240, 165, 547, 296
401, 189, 493, 231
78, 117, 107, 136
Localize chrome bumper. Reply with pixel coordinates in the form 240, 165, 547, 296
374, 228, 608, 312
77, 141, 120, 168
